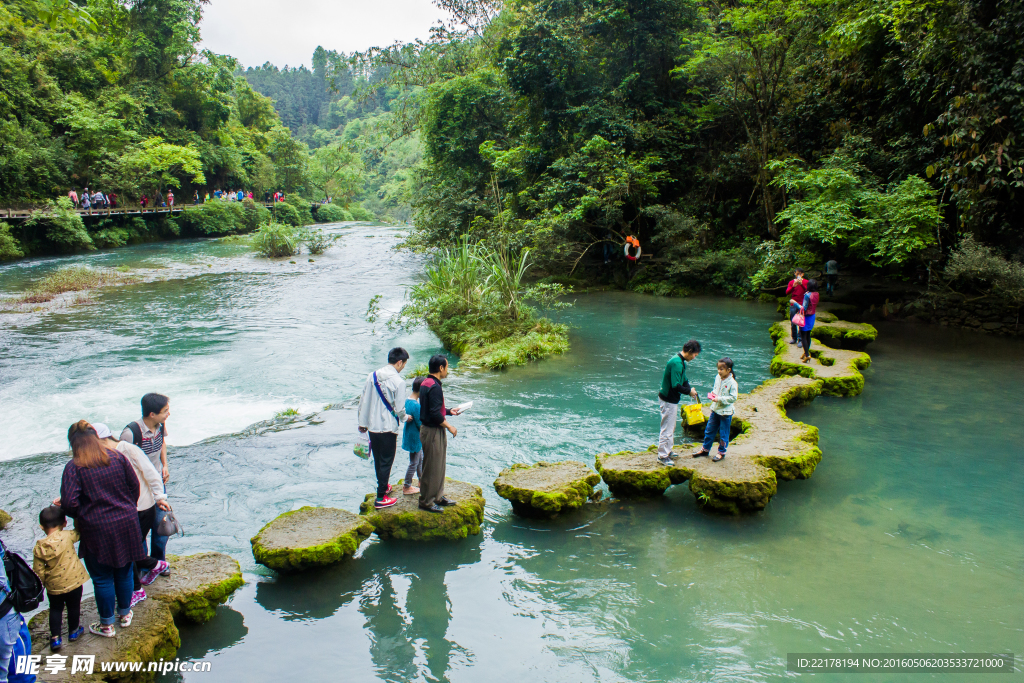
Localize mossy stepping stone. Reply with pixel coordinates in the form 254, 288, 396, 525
147, 552, 245, 623
0, 509, 10, 530
359, 478, 485, 541
599, 321, 876, 514
493, 461, 601, 518
251, 506, 373, 572
28, 553, 243, 680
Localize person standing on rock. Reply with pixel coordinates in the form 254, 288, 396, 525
358, 348, 410, 509
825, 259, 839, 295
418, 354, 465, 513
120, 393, 172, 567
785, 268, 808, 345
657, 339, 701, 466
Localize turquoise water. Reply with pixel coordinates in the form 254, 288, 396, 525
0, 227, 1020, 682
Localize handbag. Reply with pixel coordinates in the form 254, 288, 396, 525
791, 310, 806, 328
682, 398, 707, 426
157, 511, 184, 537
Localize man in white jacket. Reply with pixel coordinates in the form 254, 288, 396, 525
358, 348, 410, 509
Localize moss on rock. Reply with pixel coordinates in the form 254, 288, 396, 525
28, 553, 241, 681
359, 478, 485, 540
595, 447, 688, 497
493, 461, 602, 518
148, 552, 245, 623
0, 509, 11, 530
251, 506, 373, 572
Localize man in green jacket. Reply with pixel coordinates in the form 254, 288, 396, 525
657, 339, 701, 465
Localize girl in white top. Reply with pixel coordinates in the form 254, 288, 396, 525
691, 357, 739, 462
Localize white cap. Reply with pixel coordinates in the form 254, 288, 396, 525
92, 423, 113, 439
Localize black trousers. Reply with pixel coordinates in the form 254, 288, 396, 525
133, 506, 160, 591
48, 585, 83, 637
369, 431, 398, 498
801, 330, 813, 355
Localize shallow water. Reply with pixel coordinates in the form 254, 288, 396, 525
0, 228, 1021, 682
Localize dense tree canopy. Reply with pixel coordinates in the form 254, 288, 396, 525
356, 0, 1023, 293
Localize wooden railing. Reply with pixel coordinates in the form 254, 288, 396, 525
2, 202, 288, 220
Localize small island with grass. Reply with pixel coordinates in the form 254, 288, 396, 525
392, 239, 571, 369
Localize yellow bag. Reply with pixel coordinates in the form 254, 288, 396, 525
682, 400, 706, 426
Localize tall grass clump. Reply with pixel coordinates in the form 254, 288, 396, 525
394, 238, 572, 368
304, 229, 338, 255
16, 266, 136, 303
252, 221, 303, 257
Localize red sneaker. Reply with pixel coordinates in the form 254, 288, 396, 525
374, 496, 398, 509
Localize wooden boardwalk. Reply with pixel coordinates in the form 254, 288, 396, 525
2, 203, 283, 220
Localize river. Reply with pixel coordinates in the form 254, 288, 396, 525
1, 224, 1021, 682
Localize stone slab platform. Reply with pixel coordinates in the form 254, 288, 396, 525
251, 506, 373, 572
493, 461, 601, 518
27, 552, 243, 682
359, 478, 484, 541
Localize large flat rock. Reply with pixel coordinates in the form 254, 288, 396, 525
597, 321, 874, 514
359, 478, 485, 541
28, 552, 242, 682
493, 461, 601, 518
251, 506, 373, 572
0, 508, 10, 529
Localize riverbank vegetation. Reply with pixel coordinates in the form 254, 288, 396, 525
0, 0, 389, 262
393, 240, 572, 368
338, 0, 1023, 305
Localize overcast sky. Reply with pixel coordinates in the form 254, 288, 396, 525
199, 0, 447, 69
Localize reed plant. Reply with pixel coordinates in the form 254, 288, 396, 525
16, 266, 136, 303
395, 239, 572, 368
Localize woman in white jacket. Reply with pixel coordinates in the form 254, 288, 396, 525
93, 424, 171, 604
691, 357, 739, 462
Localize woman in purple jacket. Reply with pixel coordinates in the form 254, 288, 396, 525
60, 421, 146, 637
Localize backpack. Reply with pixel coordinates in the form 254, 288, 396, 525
0, 541, 44, 616
7, 613, 35, 683
125, 421, 163, 447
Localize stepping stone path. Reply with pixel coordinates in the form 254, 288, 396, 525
493, 461, 602, 518
28, 552, 243, 682
359, 479, 485, 541
596, 316, 874, 514
251, 506, 373, 572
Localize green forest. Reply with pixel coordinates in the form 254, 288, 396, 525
354, 0, 1022, 302
1, 0, 1022, 307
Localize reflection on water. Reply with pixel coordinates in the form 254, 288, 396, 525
1, 230, 1022, 681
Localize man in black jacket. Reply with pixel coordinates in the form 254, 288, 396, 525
417, 354, 463, 513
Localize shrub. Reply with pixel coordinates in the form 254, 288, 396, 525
242, 198, 271, 232
271, 202, 302, 226
91, 218, 151, 249
304, 229, 338, 255
314, 203, 353, 223
0, 222, 24, 261
177, 202, 245, 235
252, 222, 302, 257
349, 205, 376, 221
24, 198, 92, 252
945, 235, 1024, 306
283, 194, 314, 225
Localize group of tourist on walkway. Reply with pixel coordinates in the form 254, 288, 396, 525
0, 393, 177, 682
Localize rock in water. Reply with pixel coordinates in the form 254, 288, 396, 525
147, 552, 245, 623
28, 553, 243, 681
597, 321, 874, 515
0, 509, 10, 529
251, 506, 373, 572
493, 461, 601, 518
359, 479, 485, 541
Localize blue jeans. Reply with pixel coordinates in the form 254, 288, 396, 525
789, 303, 800, 341
0, 610, 20, 683
82, 554, 133, 624
149, 507, 169, 561
702, 412, 732, 454
146, 484, 169, 561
